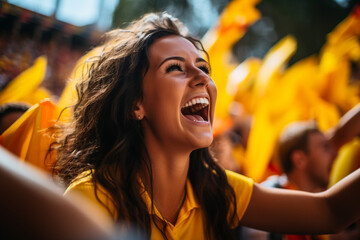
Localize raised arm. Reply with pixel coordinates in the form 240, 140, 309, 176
240, 168, 360, 234
327, 103, 360, 150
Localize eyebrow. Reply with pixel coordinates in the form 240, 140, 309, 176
158, 56, 209, 69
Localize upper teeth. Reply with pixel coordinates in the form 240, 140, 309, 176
183, 97, 209, 108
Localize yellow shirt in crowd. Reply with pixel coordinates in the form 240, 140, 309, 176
64, 170, 254, 240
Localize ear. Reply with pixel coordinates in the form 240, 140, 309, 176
291, 150, 308, 170
133, 100, 145, 120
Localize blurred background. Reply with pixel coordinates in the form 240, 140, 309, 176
0, 0, 358, 97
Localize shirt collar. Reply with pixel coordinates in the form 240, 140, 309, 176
138, 177, 200, 225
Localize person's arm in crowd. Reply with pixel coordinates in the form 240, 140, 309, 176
0, 146, 114, 240
327, 103, 360, 150
241, 168, 360, 234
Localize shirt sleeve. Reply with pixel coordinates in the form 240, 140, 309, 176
226, 170, 254, 221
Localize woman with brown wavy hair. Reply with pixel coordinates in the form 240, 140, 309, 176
53, 12, 360, 240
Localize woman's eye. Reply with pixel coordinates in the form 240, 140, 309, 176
199, 65, 210, 74
166, 64, 183, 73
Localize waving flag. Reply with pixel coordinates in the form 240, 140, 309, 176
202, 0, 262, 121
329, 138, 360, 187
318, 6, 360, 112
242, 36, 298, 181
0, 56, 50, 105
0, 99, 57, 172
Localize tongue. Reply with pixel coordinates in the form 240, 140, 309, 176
185, 114, 205, 122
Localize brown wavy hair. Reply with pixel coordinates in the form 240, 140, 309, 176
53, 12, 237, 240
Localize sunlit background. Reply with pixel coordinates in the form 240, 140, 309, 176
7, 0, 119, 30
5, 0, 358, 53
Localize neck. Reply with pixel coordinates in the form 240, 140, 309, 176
140, 139, 191, 225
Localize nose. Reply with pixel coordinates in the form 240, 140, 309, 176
189, 67, 210, 88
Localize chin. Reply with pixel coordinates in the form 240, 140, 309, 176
190, 134, 213, 150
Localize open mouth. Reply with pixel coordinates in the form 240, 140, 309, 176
181, 97, 209, 122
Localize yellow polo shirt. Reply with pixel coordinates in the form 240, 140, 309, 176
64, 170, 253, 240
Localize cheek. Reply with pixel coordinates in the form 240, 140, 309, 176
313, 150, 331, 169
143, 82, 183, 119
142, 78, 165, 110
211, 81, 217, 101
209, 82, 217, 120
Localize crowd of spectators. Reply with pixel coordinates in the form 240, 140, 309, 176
0, 3, 101, 97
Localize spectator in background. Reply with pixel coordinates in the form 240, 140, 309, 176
240, 121, 335, 240
247, 121, 336, 240
241, 103, 360, 240
271, 121, 335, 193
0, 102, 30, 134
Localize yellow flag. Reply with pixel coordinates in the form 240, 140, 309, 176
329, 138, 360, 187
202, 0, 262, 53
229, 57, 262, 114
202, 0, 262, 121
251, 35, 297, 111
19, 87, 51, 105
244, 7, 360, 181
240, 36, 297, 181
0, 56, 47, 105
243, 83, 304, 181
0, 99, 57, 172
324, 6, 360, 48
319, 6, 360, 112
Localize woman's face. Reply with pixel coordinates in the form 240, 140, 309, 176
140, 35, 217, 152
